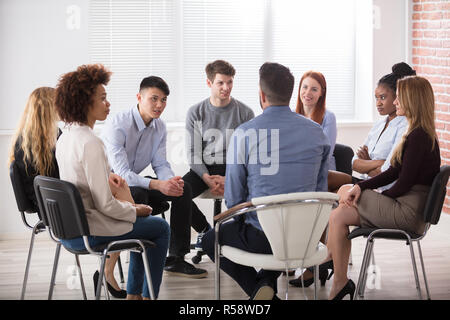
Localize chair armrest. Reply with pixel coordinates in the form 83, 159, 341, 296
213, 201, 253, 223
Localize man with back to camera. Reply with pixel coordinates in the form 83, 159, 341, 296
101, 76, 207, 278
201, 62, 331, 299
183, 60, 254, 249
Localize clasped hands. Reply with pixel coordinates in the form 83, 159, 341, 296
109, 172, 152, 217
202, 173, 225, 196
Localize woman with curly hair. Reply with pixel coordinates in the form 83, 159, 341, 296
55, 64, 170, 300
9, 87, 60, 212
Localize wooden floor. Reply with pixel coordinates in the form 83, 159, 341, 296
1, 214, 450, 300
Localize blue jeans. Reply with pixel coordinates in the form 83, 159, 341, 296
61, 216, 170, 298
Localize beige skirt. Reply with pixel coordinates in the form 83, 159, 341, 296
357, 185, 430, 235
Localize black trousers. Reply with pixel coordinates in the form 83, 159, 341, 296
201, 219, 281, 297
181, 165, 226, 233
130, 182, 193, 257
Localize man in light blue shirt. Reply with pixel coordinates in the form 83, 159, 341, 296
102, 76, 207, 278
202, 62, 330, 299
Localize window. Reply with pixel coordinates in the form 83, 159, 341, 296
89, 0, 372, 123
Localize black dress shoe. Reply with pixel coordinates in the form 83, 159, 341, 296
331, 279, 355, 300
163, 258, 208, 278
93, 270, 127, 299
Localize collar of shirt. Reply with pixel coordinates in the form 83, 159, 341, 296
263, 105, 291, 114
132, 104, 156, 131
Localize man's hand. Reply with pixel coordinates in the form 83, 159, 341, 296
149, 176, 184, 197
356, 145, 370, 160
202, 174, 224, 196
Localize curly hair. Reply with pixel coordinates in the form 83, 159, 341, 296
55, 64, 112, 124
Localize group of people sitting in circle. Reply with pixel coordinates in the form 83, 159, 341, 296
9, 59, 440, 300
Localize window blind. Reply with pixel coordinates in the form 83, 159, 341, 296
89, 0, 360, 122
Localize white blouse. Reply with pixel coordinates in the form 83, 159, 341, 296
352, 115, 408, 180
56, 124, 136, 236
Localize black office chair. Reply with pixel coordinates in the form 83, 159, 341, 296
348, 165, 450, 300
9, 161, 55, 299
34, 175, 157, 300
333, 143, 354, 175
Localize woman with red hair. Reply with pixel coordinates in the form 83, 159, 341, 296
296, 71, 337, 170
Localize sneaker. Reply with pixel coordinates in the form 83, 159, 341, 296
195, 223, 212, 250
164, 258, 208, 278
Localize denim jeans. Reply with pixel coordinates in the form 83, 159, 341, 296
61, 215, 170, 298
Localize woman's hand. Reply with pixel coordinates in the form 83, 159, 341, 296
356, 145, 371, 160
109, 172, 125, 189
135, 204, 152, 217
340, 184, 362, 207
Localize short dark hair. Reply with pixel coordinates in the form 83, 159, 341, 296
259, 62, 294, 105
205, 60, 236, 82
55, 64, 111, 124
139, 76, 170, 96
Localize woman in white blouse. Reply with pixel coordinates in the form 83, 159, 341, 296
54, 64, 170, 300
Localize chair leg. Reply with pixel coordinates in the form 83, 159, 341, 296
408, 241, 423, 300
20, 225, 39, 300
96, 254, 108, 300
141, 249, 156, 300
416, 241, 431, 300
314, 265, 319, 300
117, 255, 125, 284
215, 234, 221, 300
355, 238, 374, 300
48, 242, 62, 300
74, 255, 87, 300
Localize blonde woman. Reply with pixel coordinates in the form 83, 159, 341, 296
9, 87, 60, 212
326, 76, 441, 300
9, 86, 132, 298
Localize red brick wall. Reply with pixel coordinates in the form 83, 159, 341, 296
412, 0, 450, 214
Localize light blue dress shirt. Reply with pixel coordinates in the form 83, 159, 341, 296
225, 106, 331, 230
352, 115, 408, 180
101, 105, 174, 189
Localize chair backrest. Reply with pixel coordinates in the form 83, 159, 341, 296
423, 165, 450, 225
333, 143, 354, 175
9, 160, 36, 214
253, 192, 339, 262
34, 175, 90, 240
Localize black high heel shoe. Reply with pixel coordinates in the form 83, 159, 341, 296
289, 267, 329, 287
331, 279, 355, 300
93, 270, 127, 299
289, 260, 334, 288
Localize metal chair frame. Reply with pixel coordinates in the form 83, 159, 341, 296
214, 196, 338, 300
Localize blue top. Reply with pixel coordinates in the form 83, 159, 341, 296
321, 110, 337, 171
225, 106, 331, 230
101, 105, 174, 189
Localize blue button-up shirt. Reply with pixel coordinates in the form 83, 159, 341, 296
225, 106, 330, 230
101, 105, 174, 189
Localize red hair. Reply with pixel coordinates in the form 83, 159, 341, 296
295, 71, 327, 125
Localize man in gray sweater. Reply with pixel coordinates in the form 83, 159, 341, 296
182, 60, 254, 250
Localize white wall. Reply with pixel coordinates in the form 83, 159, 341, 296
0, 0, 409, 237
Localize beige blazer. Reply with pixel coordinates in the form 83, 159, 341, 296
56, 124, 136, 236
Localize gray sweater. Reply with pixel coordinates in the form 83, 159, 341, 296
186, 97, 255, 177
